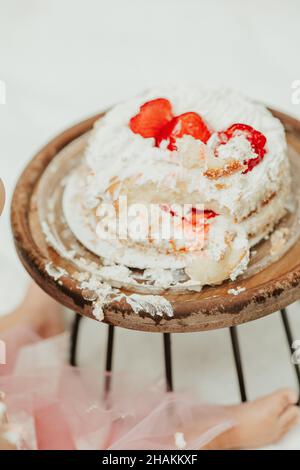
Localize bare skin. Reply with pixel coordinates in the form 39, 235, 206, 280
204, 388, 300, 449
0, 283, 299, 449
0, 282, 64, 338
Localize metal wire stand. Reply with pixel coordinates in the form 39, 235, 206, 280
69, 308, 300, 402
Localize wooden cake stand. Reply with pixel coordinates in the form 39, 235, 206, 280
11, 109, 300, 402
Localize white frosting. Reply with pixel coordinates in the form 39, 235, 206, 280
55, 85, 292, 309
212, 134, 257, 163
85, 85, 287, 222
45, 262, 67, 281
84, 275, 174, 320
121, 293, 173, 318
41, 231, 175, 318
228, 286, 246, 296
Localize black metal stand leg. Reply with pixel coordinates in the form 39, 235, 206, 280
280, 308, 300, 405
163, 333, 173, 392
104, 325, 115, 397
230, 326, 247, 402
69, 313, 82, 366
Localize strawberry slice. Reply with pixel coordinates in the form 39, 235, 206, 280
190, 208, 218, 228
221, 123, 267, 173
224, 123, 266, 157
156, 112, 211, 150
155, 118, 178, 150
129, 98, 173, 138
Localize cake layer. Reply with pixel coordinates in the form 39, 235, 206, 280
66, 86, 292, 287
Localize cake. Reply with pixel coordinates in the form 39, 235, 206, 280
64, 86, 292, 290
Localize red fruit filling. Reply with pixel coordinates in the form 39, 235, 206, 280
161, 205, 218, 227
189, 208, 218, 228
219, 123, 267, 173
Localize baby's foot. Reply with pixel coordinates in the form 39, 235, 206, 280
206, 388, 300, 449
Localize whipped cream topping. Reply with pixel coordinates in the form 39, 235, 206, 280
210, 134, 256, 163
85, 86, 287, 222
57, 85, 292, 309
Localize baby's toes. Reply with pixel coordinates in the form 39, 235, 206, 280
269, 388, 298, 415
279, 405, 300, 432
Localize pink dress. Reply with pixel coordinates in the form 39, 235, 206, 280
0, 326, 234, 450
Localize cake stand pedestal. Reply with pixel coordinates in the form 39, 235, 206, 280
11, 109, 300, 404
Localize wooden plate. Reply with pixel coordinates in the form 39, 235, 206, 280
11, 109, 300, 333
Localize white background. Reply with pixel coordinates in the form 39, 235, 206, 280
1, 0, 300, 449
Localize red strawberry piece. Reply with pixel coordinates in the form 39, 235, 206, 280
190, 208, 218, 227
175, 113, 212, 143
156, 112, 211, 150
203, 208, 218, 219
129, 98, 173, 138
221, 123, 267, 173
161, 206, 218, 225
155, 118, 178, 150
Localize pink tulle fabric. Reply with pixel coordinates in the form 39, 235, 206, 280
0, 326, 234, 450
